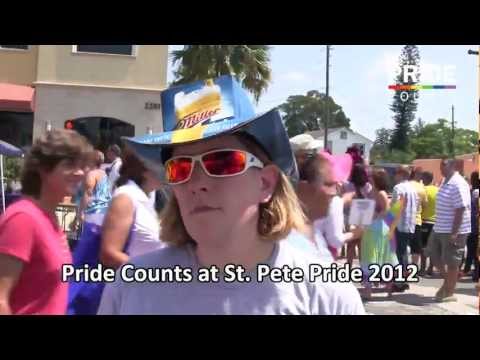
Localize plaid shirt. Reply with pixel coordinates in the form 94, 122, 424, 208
392, 180, 418, 233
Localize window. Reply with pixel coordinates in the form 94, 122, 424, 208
74, 45, 135, 56
67, 117, 135, 152
340, 130, 348, 140
0, 45, 29, 51
0, 111, 33, 149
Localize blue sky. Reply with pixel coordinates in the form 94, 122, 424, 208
168, 45, 479, 140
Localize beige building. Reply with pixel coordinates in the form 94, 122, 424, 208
0, 45, 168, 150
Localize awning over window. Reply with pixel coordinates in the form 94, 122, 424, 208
0, 83, 35, 112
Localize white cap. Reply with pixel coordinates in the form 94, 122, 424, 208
289, 134, 323, 152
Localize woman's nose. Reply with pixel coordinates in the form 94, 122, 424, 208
185, 160, 211, 193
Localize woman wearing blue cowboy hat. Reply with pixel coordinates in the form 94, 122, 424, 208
98, 76, 364, 315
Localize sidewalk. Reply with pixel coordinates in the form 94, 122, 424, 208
339, 257, 479, 315
361, 282, 479, 315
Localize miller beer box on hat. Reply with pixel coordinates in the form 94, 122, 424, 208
162, 77, 236, 132
124, 75, 297, 181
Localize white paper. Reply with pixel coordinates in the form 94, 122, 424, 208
348, 199, 375, 226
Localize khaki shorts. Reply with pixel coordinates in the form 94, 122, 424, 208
428, 231, 468, 268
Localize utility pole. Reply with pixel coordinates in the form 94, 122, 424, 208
451, 105, 455, 157
467, 48, 479, 159
324, 45, 331, 151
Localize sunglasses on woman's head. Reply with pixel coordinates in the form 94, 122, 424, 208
165, 149, 265, 185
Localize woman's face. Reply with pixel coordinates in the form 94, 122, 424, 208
297, 162, 336, 214
313, 163, 337, 199
41, 158, 86, 198
170, 135, 278, 246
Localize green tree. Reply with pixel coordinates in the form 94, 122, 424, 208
3, 157, 22, 187
390, 45, 421, 151
405, 118, 475, 159
280, 90, 351, 137
370, 127, 393, 163
373, 117, 476, 164
171, 45, 272, 102
374, 127, 392, 148
412, 117, 425, 137
410, 118, 451, 158
384, 149, 417, 164
453, 127, 478, 155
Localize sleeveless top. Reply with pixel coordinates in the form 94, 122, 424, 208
84, 174, 112, 215
113, 180, 165, 258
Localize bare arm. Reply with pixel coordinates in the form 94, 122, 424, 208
326, 197, 363, 245
450, 184, 469, 242
342, 191, 356, 208
78, 171, 97, 217
0, 254, 23, 315
451, 207, 466, 237
324, 198, 346, 248
100, 194, 134, 269
377, 191, 390, 218
388, 195, 404, 239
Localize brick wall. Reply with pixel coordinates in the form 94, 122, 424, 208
412, 153, 478, 186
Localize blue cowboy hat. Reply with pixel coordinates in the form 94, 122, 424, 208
122, 75, 298, 181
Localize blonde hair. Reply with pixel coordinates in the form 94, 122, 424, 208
159, 133, 307, 246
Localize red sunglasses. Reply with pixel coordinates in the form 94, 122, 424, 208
165, 149, 265, 185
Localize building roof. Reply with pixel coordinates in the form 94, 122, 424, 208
307, 126, 373, 144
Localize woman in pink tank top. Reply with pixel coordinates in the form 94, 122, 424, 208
0, 130, 92, 315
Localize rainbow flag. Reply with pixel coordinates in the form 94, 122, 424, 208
388, 85, 456, 91
384, 197, 404, 252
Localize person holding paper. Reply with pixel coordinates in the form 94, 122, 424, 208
342, 164, 374, 265
360, 169, 401, 300
297, 153, 363, 263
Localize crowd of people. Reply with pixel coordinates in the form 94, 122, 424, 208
289, 134, 479, 302
0, 75, 477, 315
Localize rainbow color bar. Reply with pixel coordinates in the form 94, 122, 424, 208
388, 85, 456, 90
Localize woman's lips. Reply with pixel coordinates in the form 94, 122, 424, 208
190, 206, 220, 215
